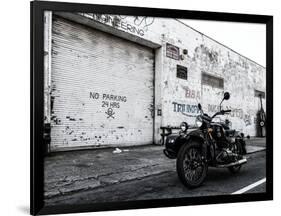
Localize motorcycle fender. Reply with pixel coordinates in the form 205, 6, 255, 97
187, 130, 205, 141
164, 134, 183, 159
164, 130, 205, 159
185, 132, 206, 154
183, 130, 207, 160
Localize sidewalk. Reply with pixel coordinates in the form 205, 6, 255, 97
245, 137, 266, 154
44, 145, 175, 199
44, 137, 266, 201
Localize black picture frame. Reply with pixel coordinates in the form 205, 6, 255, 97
31, 1, 273, 215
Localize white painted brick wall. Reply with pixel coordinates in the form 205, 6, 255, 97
44, 13, 266, 150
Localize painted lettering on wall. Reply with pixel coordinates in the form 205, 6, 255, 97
105, 108, 115, 119
182, 86, 201, 99
207, 104, 220, 113
207, 104, 243, 118
79, 13, 155, 36
172, 101, 256, 127
172, 102, 200, 114
207, 104, 255, 126
90, 92, 127, 119
244, 114, 252, 126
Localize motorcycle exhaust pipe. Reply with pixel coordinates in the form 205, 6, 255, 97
217, 158, 247, 168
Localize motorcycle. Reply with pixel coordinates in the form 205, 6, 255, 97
163, 92, 247, 188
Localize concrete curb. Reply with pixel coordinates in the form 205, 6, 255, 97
246, 147, 266, 154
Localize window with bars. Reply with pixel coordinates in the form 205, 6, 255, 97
176, 65, 188, 80
201, 72, 224, 89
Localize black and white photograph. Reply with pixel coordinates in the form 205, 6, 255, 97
42, 10, 268, 206
1, 0, 280, 215
26, 0, 275, 215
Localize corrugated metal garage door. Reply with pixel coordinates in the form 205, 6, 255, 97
50, 16, 155, 151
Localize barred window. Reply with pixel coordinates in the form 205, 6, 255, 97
202, 72, 224, 89
176, 65, 188, 80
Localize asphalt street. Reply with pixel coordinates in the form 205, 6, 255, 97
45, 150, 266, 206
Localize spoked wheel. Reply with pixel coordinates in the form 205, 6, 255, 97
228, 141, 243, 174
176, 141, 207, 188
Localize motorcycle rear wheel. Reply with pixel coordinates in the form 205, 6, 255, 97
176, 140, 207, 188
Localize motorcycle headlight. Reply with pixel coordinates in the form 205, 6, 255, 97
195, 116, 203, 127
180, 122, 188, 132
168, 139, 175, 143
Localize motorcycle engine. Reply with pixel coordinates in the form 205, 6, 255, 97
211, 124, 228, 148
216, 148, 236, 163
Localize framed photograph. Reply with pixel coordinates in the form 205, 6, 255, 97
30, 1, 273, 215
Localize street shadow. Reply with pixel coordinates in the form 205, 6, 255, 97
206, 167, 244, 182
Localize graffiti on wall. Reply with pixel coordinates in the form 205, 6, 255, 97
129, 16, 155, 31
79, 13, 155, 36
194, 44, 219, 63
90, 92, 127, 119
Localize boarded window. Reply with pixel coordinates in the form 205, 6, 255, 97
202, 72, 224, 89
255, 89, 265, 98
177, 65, 188, 80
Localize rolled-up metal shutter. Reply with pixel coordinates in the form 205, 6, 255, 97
50, 16, 154, 151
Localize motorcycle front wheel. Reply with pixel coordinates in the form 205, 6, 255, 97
176, 140, 208, 188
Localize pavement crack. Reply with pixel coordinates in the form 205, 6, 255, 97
45, 163, 162, 199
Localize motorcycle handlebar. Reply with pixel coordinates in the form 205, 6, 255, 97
224, 109, 232, 113
211, 109, 232, 119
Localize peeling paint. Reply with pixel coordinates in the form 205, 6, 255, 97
46, 14, 265, 151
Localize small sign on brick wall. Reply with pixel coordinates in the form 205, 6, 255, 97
166, 43, 180, 60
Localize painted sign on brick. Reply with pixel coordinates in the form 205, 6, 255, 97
90, 92, 127, 119
172, 102, 200, 114
79, 13, 155, 37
